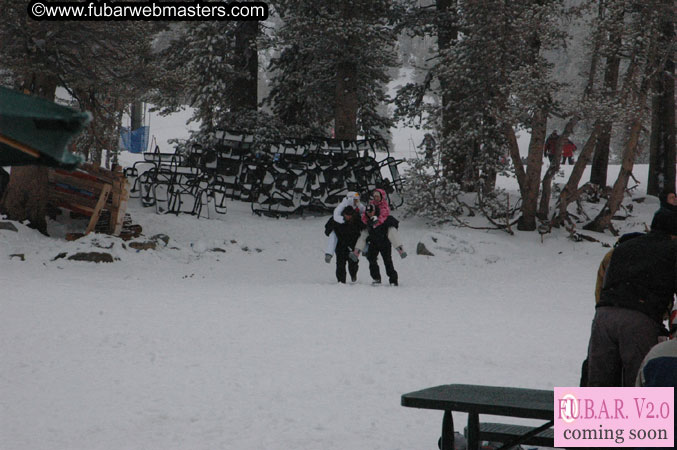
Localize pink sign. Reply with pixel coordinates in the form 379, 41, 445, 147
554, 387, 674, 447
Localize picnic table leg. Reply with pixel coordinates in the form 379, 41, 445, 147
466, 412, 480, 450
440, 410, 455, 450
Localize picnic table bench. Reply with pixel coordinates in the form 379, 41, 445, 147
401, 384, 559, 450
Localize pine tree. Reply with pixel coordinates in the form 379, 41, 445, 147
396, 0, 566, 229
646, 0, 675, 197
584, 0, 674, 232
588, 0, 625, 189
152, 19, 261, 135
267, 0, 399, 140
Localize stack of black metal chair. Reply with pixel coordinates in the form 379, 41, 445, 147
124, 131, 406, 218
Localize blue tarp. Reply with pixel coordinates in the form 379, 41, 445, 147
120, 126, 149, 154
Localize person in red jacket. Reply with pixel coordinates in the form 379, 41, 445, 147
562, 138, 577, 165
354, 188, 406, 258
363, 188, 390, 227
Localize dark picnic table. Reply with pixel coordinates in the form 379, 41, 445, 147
401, 384, 557, 450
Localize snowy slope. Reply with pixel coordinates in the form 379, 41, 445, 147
0, 153, 660, 450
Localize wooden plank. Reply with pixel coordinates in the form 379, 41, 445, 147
50, 171, 107, 193
108, 180, 120, 234
54, 166, 115, 185
108, 169, 122, 234
51, 200, 95, 216
85, 184, 111, 235
0, 132, 41, 159
51, 177, 102, 195
49, 189, 98, 211
75, 163, 116, 182
52, 182, 97, 200
112, 180, 129, 235
48, 164, 128, 235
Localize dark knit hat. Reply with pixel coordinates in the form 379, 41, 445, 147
659, 190, 670, 206
615, 231, 644, 247
366, 204, 378, 215
342, 205, 355, 216
650, 208, 677, 235
658, 191, 677, 213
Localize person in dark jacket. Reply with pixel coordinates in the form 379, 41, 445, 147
332, 205, 365, 284
580, 231, 645, 387
543, 130, 559, 163
658, 190, 677, 212
419, 133, 436, 162
361, 204, 399, 286
594, 232, 646, 304
586, 208, 677, 386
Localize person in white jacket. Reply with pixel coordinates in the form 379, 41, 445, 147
325, 192, 365, 263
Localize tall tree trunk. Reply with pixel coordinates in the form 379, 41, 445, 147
539, 0, 608, 220
585, 54, 654, 232
538, 120, 575, 220
516, 23, 548, 231
589, 56, 621, 187
0, 74, 58, 234
74, 88, 109, 165
556, 122, 602, 224
334, 61, 358, 140
462, 141, 480, 192
334, 0, 358, 141
584, 118, 644, 232
582, 0, 605, 99
506, 125, 527, 198
276, 45, 307, 131
517, 108, 548, 231
232, 21, 259, 123
590, 121, 614, 187
131, 101, 144, 130
19, 73, 58, 100
647, 2, 675, 196
81, 90, 97, 164
437, 0, 460, 179
590, 5, 623, 188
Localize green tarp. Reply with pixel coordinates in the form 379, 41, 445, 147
0, 86, 90, 169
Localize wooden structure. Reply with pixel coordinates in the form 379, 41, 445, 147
48, 163, 129, 235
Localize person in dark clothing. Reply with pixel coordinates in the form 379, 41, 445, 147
658, 190, 677, 212
586, 208, 677, 386
362, 204, 398, 286
419, 133, 436, 162
332, 205, 365, 284
580, 231, 646, 387
543, 130, 559, 163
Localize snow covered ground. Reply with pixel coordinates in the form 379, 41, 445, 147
1, 153, 661, 450
0, 96, 663, 450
